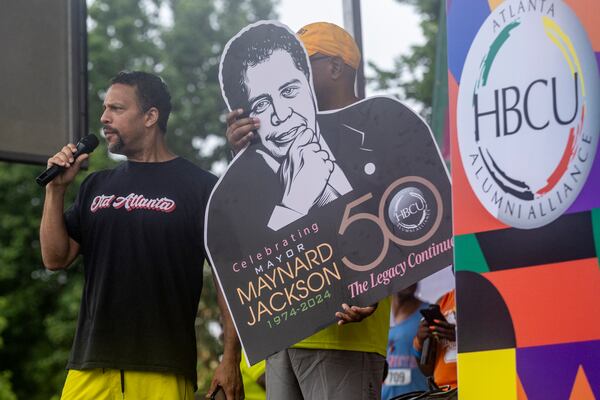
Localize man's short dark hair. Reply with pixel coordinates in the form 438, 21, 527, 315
220, 23, 310, 112
110, 71, 172, 134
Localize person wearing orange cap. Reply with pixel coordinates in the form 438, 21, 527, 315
222, 22, 391, 399
297, 22, 362, 110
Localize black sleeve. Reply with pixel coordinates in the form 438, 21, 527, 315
63, 174, 93, 244
205, 172, 219, 207
63, 203, 81, 244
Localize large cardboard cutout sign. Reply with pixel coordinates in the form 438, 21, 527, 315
205, 21, 452, 364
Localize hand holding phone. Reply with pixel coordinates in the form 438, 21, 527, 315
419, 304, 446, 326
420, 304, 456, 342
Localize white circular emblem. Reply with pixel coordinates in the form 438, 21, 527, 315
364, 162, 376, 175
457, 0, 599, 229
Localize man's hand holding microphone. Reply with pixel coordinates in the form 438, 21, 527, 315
36, 134, 99, 187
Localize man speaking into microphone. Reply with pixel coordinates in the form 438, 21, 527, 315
39, 71, 243, 400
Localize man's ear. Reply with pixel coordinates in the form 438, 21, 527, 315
329, 56, 344, 80
144, 107, 159, 128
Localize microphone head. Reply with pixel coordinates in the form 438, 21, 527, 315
79, 134, 100, 153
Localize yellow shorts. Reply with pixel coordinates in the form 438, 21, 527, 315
60, 369, 194, 400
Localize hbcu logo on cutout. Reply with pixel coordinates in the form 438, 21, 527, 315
388, 187, 431, 234
383, 176, 442, 245
457, 0, 600, 229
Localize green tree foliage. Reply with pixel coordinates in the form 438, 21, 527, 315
369, 0, 442, 121
0, 370, 17, 400
0, 0, 276, 397
0, 161, 85, 400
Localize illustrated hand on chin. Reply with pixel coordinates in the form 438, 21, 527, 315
279, 127, 333, 215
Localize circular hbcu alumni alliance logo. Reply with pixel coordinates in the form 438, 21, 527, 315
457, 0, 600, 229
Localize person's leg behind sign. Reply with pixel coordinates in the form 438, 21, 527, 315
267, 348, 385, 400
266, 349, 304, 400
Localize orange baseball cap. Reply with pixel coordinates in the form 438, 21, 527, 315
297, 22, 361, 70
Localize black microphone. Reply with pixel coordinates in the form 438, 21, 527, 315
36, 134, 100, 187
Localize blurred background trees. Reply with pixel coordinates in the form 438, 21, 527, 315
369, 0, 447, 157
0, 0, 441, 398
369, 0, 443, 120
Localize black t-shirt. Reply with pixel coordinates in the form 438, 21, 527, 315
64, 157, 217, 382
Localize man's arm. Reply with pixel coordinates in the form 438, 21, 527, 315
39, 144, 87, 270
40, 186, 80, 270
207, 273, 244, 400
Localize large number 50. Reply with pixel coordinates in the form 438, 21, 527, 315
338, 176, 443, 272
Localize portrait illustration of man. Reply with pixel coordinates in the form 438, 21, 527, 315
219, 22, 352, 231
